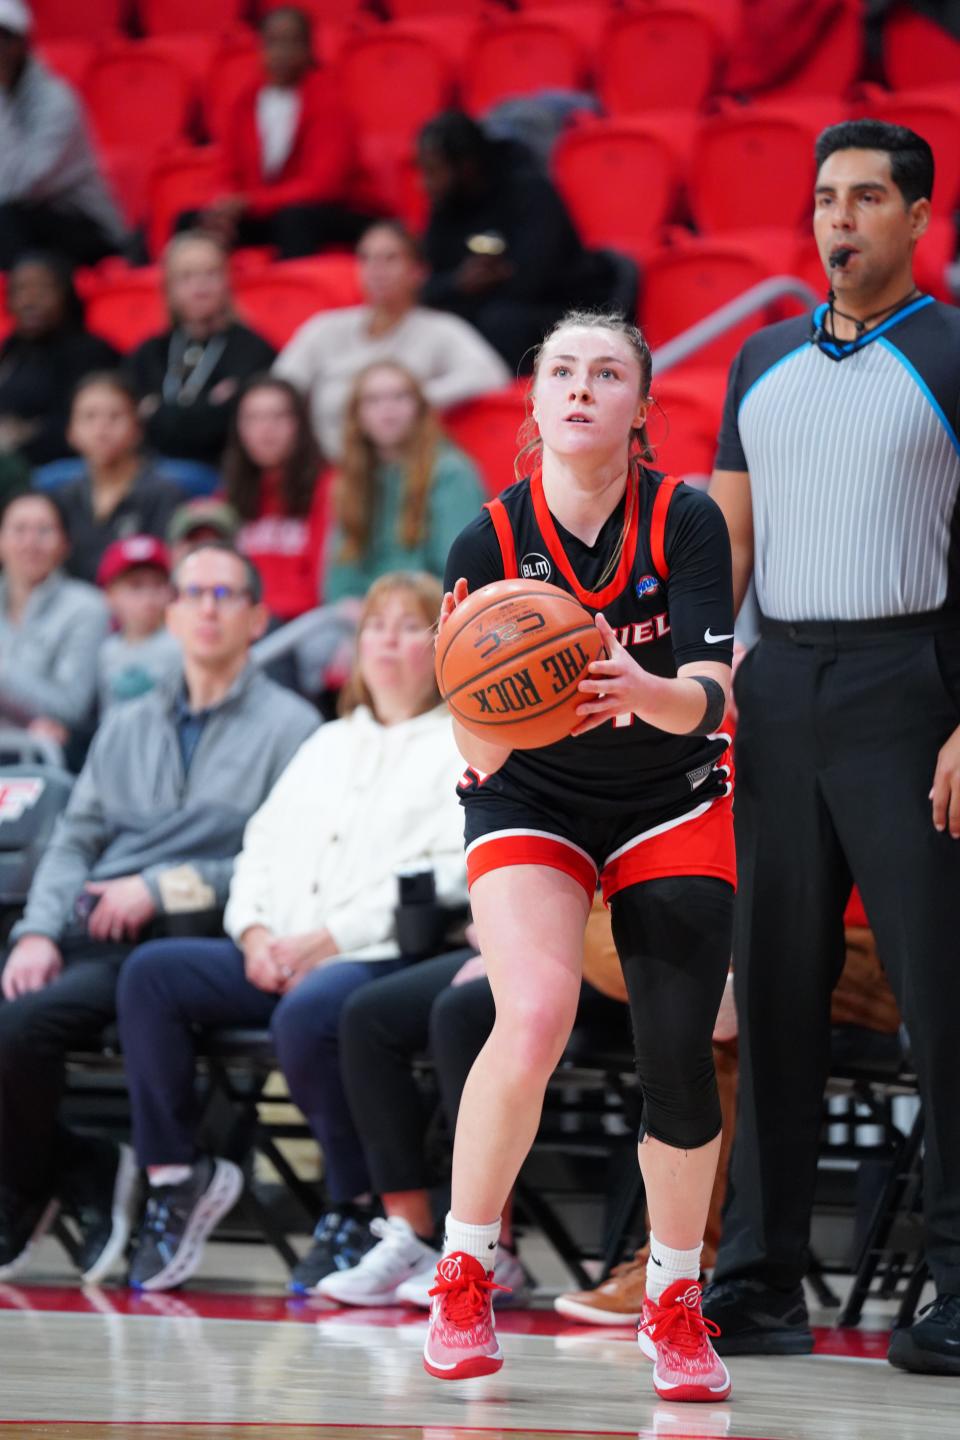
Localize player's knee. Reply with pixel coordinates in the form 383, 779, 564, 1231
639, 1059, 722, 1151
497, 993, 577, 1079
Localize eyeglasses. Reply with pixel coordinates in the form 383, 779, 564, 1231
172, 584, 252, 609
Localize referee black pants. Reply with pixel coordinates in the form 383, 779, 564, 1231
714, 617, 960, 1296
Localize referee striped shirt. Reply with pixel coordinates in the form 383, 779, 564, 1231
715, 296, 960, 621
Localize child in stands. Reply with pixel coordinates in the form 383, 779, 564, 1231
96, 535, 181, 712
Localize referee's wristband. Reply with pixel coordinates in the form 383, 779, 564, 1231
685, 676, 726, 735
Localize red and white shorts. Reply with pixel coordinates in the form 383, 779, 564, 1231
461, 785, 736, 904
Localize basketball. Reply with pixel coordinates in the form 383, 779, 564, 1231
435, 579, 605, 749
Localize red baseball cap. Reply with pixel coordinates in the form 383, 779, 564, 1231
97, 535, 171, 588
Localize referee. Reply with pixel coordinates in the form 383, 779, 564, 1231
703, 119, 960, 1377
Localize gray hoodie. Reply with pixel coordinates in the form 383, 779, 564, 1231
12, 664, 318, 944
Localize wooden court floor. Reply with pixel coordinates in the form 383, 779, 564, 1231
0, 1299, 956, 1440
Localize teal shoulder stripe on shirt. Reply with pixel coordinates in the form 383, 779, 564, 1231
877, 336, 960, 460
812, 294, 935, 361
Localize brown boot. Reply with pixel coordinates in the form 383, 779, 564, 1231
554, 1246, 650, 1325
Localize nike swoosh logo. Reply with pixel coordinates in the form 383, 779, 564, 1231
704, 629, 734, 644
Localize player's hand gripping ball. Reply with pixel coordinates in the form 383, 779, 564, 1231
435, 579, 605, 749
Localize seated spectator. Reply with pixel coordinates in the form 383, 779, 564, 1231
114, 571, 465, 1293
0, 2, 125, 270
196, 6, 366, 260
0, 489, 108, 754
325, 363, 484, 604
274, 220, 510, 459
167, 497, 240, 567
0, 253, 118, 467
95, 536, 182, 712
0, 543, 317, 1286
222, 376, 327, 622
128, 233, 276, 472
56, 373, 184, 585
417, 111, 623, 373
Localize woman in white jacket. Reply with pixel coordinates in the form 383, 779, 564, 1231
116, 571, 467, 1294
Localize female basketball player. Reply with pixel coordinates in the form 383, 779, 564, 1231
426, 311, 736, 1403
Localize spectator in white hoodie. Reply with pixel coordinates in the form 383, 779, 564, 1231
116, 570, 467, 1294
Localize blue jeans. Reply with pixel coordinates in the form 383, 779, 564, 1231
116, 939, 406, 1203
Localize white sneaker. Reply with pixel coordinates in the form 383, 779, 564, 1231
316, 1215, 439, 1306
397, 1244, 530, 1308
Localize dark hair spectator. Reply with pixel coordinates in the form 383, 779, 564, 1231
325, 361, 485, 604
814, 119, 935, 206
0, 488, 109, 752
220, 375, 327, 621
112, 570, 466, 1294
274, 220, 510, 459
54, 371, 185, 584
416, 110, 626, 373
0, 541, 318, 1286
0, 1, 125, 270
0, 253, 119, 466
126, 233, 276, 472
191, 5, 369, 259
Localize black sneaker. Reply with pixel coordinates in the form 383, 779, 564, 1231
0, 1188, 59, 1281
128, 1156, 243, 1292
888, 1293, 960, 1376
288, 1211, 375, 1295
701, 1276, 815, 1355
59, 1139, 140, 1286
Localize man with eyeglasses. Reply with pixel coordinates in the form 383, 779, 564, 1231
0, 542, 317, 1285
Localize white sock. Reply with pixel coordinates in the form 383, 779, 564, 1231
646, 1233, 703, 1304
148, 1164, 193, 1188
443, 1211, 500, 1270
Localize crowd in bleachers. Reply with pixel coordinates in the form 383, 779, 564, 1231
0, 0, 958, 1378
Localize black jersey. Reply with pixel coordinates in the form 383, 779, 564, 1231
444, 467, 735, 815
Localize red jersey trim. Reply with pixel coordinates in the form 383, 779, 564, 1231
465, 828, 597, 900
529, 468, 641, 610
599, 792, 736, 902
483, 498, 519, 579
650, 474, 681, 581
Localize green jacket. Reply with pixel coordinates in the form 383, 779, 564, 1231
324, 443, 484, 602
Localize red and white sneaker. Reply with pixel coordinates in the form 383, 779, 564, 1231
422, 1251, 508, 1380
637, 1278, 732, 1403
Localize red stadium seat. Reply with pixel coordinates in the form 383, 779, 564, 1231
690, 104, 834, 235
553, 120, 680, 261
647, 368, 728, 481
599, 6, 723, 116
261, 0, 368, 16
882, 6, 960, 90
386, 0, 491, 15
139, 0, 246, 35
83, 44, 192, 154
99, 145, 153, 229
202, 35, 261, 142
145, 32, 219, 89
148, 147, 223, 259
36, 40, 96, 92
339, 29, 454, 146
858, 87, 960, 217
31, 0, 125, 42
756, 0, 862, 99
233, 264, 361, 349
461, 19, 585, 115
84, 271, 168, 353
444, 386, 529, 498
641, 238, 777, 367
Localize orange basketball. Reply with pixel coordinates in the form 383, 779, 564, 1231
435, 579, 605, 749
